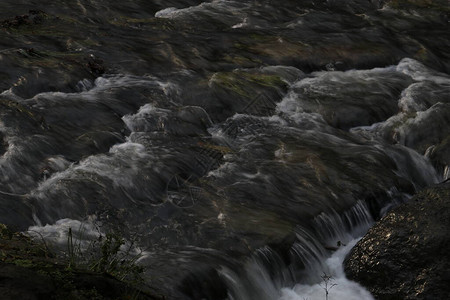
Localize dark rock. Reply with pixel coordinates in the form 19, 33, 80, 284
0, 10, 47, 28
344, 182, 450, 300
179, 267, 228, 300
86, 55, 106, 75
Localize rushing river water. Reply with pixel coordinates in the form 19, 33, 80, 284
1, 0, 449, 299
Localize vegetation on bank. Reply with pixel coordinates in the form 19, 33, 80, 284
0, 224, 162, 300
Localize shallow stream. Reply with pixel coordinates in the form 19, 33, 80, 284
1, 0, 449, 299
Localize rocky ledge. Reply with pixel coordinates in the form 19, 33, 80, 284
344, 181, 450, 299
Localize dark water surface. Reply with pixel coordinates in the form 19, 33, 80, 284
1, 0, 449, 299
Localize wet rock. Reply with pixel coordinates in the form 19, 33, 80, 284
375, 103, 450, 158
0, 132, 8, 157
0, 195, 34, 231
344, 182, 450, 299
179, 267, 228, 300
86, 55, 105, 76
0, 10, 47, 28
181, 70, 288, 122
123, 105, 212, 136
280, 68, 413, 130
0, 10, 103, 97
348, 59, 450, 177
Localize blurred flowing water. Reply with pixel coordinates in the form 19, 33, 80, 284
1, 0, 449, 299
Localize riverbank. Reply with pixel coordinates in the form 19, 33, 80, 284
0, 225, 162, 300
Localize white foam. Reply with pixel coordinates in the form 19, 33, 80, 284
27, 218, 152, 262
232, 17, 249, 28
122, 104, 171, 132
46, 156, 72, 172
396, 58, 450, 84
276, 90, 303, 115
444, 165, 450, 181
154, 7, 178, 18
154, 1, 248, 26
29, 74, 165, 101
76, 78, 94, 92
27, 217, 101, 249
385, 145, 440, 187
279, 239, 374, 300
350, 121, 383, 132
398, 82, 428, 113
32, 140, 154, 197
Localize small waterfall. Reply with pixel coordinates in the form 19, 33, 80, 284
214, 200, 379, 300
279, 238, 375, 300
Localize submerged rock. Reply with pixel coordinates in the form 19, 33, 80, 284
344, 182, 450, 299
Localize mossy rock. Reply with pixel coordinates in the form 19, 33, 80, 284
210, 71, 287, 99
195, 70, 289, 121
